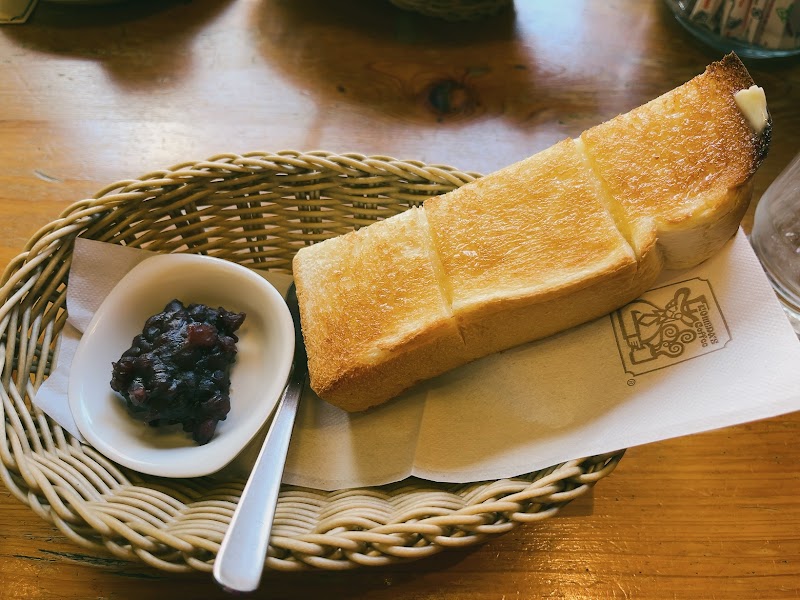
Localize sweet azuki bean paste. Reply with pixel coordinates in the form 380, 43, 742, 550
110, 299, 246, 445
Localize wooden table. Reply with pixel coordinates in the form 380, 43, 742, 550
1, 0, 799, 598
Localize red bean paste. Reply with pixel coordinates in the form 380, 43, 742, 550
110, 300, 246, 445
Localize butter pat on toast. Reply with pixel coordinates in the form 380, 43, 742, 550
293, 53, 771, 412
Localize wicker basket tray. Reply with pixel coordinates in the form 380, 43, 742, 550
0, 150, 624, 573
389, 0, 513, 21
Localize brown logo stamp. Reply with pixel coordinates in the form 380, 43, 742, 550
611, 278, 731, 377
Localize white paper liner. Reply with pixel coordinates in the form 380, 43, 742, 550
35, 232, 800, 490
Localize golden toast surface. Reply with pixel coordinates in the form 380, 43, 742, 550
424, 138, 637, 312
293, 208, 464, 402
581, 53, 769, 267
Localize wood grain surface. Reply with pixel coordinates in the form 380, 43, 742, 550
1, 0, 799, 598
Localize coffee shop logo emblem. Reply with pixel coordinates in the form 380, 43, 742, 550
611, 278, 731, 377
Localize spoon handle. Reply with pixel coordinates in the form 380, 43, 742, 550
212, 374, 304, 592
214, 282, 307, 593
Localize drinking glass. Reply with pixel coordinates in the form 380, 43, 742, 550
750, 152, 800, 335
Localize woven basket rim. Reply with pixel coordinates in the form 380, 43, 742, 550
0, 150, 625, 574
389, 0, 514, 21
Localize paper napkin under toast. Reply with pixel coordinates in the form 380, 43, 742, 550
35, 232, 800, 490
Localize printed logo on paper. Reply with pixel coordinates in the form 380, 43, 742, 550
611, 278, 731, 377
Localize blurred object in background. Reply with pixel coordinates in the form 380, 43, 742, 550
1, 0, 130, 22
664, 0, 800, 59
389, 0, 512, 21
0, 0, 36, 23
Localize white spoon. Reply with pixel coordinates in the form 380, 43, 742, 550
213, 283, 307, 593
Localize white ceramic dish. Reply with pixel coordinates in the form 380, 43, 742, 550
69, 253, 295, 478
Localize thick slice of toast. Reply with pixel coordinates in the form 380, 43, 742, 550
424, 138, 651, 358
581, 53, 769, 269
292, 208, 468, 407
293, 53, 770, 412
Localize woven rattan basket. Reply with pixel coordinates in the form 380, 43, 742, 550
389, 0, 512, 20
0, 150, 624, 573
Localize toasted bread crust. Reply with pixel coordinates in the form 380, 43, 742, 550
580, 52, 768, 270
293, 208, 466, 408
711, 53, 771, 169
293, 54, 769, 412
